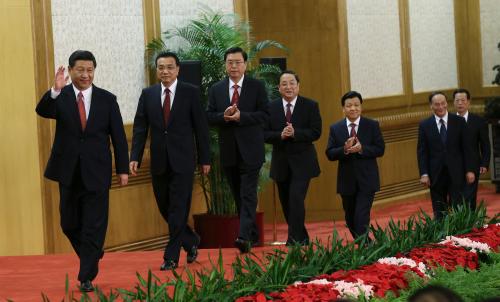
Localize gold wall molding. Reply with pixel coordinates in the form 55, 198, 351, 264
375, 179, 423, 202
105, 236, 167, 252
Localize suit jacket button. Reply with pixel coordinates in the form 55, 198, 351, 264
164, 131, 168, 135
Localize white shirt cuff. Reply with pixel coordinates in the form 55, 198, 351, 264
50, 87, 61, 99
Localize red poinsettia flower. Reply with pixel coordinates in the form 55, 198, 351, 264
407, 244, 478, 271
456, 224, 500, 252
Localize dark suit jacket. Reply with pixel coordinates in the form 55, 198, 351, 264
417, 113, 473, 186
466, 112, 491, 172
130, 81, 210, 175
264, 96, 322, 181
207, 76, 269, 166
325, 117, 385, 194
36, 84, 129, 191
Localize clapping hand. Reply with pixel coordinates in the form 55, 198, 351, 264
347, 139, 362, 154
343, 137, 357, 153
281, 122, 294, 139
224, 105, 240, 122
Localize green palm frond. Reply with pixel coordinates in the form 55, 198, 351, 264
248, 40, 288, 61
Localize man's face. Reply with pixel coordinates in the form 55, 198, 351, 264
453, 92, 470, 116
430, 94, 448, 117
68, 60, 94, 91
156, 56, 179, 87
225, 52, 247, 82
278, 73, 299, 102
343, 97, 362, 121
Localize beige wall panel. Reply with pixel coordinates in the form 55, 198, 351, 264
106, 185, 166, 247
0, 0, 45, 255
409, 0, 458, 92
51, 0, 146, 123
479, 0, 500, 87
378, 139, 420, 186
346, 0, 404, 98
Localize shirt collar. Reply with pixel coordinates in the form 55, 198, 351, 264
161, 79, 177, 96
282, 96, 298, 108
457, 111, 469, 121
72, 84, 92, 100
434, 112, 448, 124
345, 116, 361, 127
229, 75, 244, 88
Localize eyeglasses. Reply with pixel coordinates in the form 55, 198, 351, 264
226, 60, 245, 66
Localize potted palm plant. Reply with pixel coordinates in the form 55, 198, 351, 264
147, 10, 286, 247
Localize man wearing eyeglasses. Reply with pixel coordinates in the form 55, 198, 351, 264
130, 51, 210, 270
207, 47, 269, 253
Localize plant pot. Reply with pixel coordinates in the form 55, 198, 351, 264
193, 212, 264, 248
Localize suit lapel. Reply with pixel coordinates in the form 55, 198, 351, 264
238, 77, 248, 106
290, 97, 302, 124
223, 78, 231, 105
357, 117, 366, 141
446, 115, 456, 144
85, 85, 99, 133
167, 82, 183, 127
339, 119, 349, 143
152, 84, 164, 128
273, 99, 287, 125
62, 85, 83, 133
427, 116, 443, 145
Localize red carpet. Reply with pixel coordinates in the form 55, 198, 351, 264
1, 185, 498, 301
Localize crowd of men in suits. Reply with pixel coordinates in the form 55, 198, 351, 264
36, 48, 490, 292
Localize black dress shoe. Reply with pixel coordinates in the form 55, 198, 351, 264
186, 245, 198, 264
79, 280, 94, 292
234, 238, 251, 253
286, 239, 310, 247
160, 260, 178, 271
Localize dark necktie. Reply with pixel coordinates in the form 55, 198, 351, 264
349, 123, 357, 138
285, 103, 292, 123
231, 84, 239, 106
439, 118, 447, 144
163, 88, 171, 127
77, 92, 86, 130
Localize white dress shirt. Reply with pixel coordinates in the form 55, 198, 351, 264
51, 84, 92, 119
345, 116, 361, 136
161, 79, 177, 109
457, 111, 469, 122
229, 75, 244, 103
282, 97, 297, 115
434, 112, 448, 132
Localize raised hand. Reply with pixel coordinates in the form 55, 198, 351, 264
54, 66, 69, 91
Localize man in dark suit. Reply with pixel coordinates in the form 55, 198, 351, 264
36, 50, 129, 292
417, 91, 475, 220
264, 70, 321, 245
325, 91, 385, 240
453, 88, 491, 209
130, 52, 210, 270
207, 47, 269, 253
